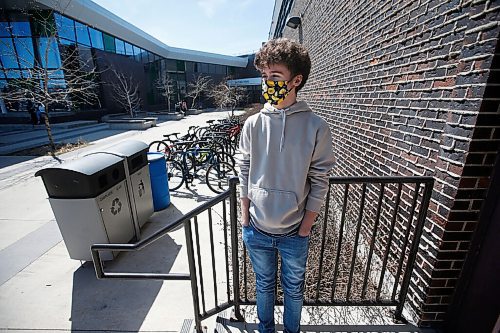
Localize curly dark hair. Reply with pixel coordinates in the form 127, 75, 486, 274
254, 38, 311, 92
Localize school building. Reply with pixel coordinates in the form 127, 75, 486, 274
0, 0, 259, 122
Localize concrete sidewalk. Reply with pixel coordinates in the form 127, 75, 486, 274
0, 111, 241, 332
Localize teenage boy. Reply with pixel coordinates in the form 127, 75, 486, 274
238, 38, 335, 333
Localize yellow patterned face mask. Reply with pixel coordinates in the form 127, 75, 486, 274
262, 79, 290, 105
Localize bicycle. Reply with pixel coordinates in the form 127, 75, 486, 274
167, 147, 237, 194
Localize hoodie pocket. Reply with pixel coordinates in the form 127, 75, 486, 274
248, 187, 298, 225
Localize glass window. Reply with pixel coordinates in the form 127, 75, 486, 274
133, 45, 141, 60
5, 69, 21, 78
59, 38, 75, 46
0, 22, 10, 37
148, 52, 154, 63
21, 69, 31, 78
15, 38, 35, 68
48, 78, 67, 89
102, 33, 115, 53
38, 38, 61, 68
78, 46, 94, 71
176, 60, 185, 71
74, 21, 90, 46
0, 79, 6, 88
200, 63, 209, 73
124, 42, 133, 56
115, 38, 125, 54
10, 22, 31, 37
48, 69, 64, 78
140, 49, 147, 63
166, 59, 176, 71
54, 13, 75, 41
216, 65, 225, 74
32, 13, 56, 37
209, 64, 216, 74
0, 38, 19, 68
134, 49, 142, 62
88, 27, 103, 50
185, 61, 194, 72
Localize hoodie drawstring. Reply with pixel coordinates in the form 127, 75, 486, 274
280, 109, 286, 152
264, 101, 307, 153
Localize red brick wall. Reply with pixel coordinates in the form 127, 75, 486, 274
279, 0, 500, 326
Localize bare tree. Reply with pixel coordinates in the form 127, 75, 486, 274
209, 78, 248, 116
186, 74, 211, 109
155, 72, 175, 112
110, 69, 141, 117
0, 8, 100, 156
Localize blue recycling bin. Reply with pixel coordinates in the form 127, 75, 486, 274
147, 152, 170, 211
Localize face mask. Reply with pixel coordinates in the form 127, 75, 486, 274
262, 79, 290, 105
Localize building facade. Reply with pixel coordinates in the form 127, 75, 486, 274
0, 0, 252, 120
270, 0, 499, 331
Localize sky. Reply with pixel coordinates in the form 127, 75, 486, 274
91, 0, 276, 56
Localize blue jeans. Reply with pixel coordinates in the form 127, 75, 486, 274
242, 223, 309, 333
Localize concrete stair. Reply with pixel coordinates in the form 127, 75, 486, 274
0, 122, 110, 155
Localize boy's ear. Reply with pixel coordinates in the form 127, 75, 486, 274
292, 74, 303, 88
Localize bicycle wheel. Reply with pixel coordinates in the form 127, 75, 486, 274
149, 140, 170, 157
166, 160, 184, 191
216, 151, 236, 168
205, 161, 238, 194
187, 144, 210, 167
171, 151, 195, 171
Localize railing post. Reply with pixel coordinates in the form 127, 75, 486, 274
184, 219, 204, 332
91, 247, 104, 279
395, 179, 434, 320
229, 177, 244, 321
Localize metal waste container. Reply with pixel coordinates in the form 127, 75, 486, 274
101, 140, 154, 236
35, 153, 136, 261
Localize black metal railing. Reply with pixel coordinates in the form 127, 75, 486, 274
236, 177, 434, 321
91, 187, 237, 332
91, 176, 433, 332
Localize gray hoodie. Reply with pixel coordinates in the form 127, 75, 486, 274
238, 101, 335, 234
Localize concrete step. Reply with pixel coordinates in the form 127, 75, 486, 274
0, 123, 110, 155
0, 123, 108, 145
0, 121, 101, 143
0, 120, 98, 131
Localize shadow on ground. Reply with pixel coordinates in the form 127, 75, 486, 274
70, 204, 185, 332
0, 155, 39, 169
169, 186, 216, 203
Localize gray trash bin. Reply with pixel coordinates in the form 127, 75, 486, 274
101, 140, 154, 236
35, 153, 136, 261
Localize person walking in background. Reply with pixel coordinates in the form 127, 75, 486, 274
181, 99, 188, 115
36, 103, 46, 125
238, 38, 335, 333
27, 100, 38, 127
